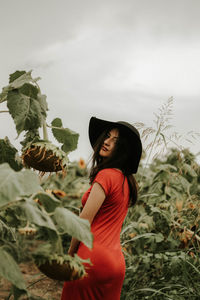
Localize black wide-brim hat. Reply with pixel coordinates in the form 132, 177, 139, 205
89, 117, 142, 174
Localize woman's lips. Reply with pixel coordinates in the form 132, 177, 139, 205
101, 146, 108, 151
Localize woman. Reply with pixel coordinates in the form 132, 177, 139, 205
61, 116, 142, 300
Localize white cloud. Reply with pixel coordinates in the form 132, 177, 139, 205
0, 0, 200, 162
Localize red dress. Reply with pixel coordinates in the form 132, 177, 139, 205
61, 168, 129, 300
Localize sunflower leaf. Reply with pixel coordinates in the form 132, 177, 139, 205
53, 207, 93, 248
0, 70, 38, 103
0, 137, 23, 171
0, 247, 26, 290
7, 84, 44, 135
51, 118, 79, 153
0, 163, 42, 208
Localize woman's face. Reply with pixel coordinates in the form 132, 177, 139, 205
99, 128, 119, 158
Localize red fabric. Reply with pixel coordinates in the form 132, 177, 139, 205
61, 168, 129, 300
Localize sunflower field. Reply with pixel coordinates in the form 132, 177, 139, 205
0, 71, 199, 300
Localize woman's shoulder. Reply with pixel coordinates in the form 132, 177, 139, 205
98, 168, 123, 175
94, 168, 124, 195
96, 168, 124, 182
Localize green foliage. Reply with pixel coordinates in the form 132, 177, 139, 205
9, 70, 27, 83
0, 69, 90, 299
0, 137, 23, 171
0, 247, 26, 291
0, 70, 79, 174
0, 163, 92, 299
54, 207, 93, 249
1, 72, 199, 299
41, 159, 89, 208
33, 192, 60, 213
20, 129, 40, 148
51, 118, 79, 153
121, 148, 200, 299
0, 71, 47, 136
21, 199, 57, 231
0, 163, 41, 207
7, 84, 45, 135
0, 70, 35, 103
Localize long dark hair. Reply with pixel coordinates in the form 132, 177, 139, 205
89, 126, 138, 206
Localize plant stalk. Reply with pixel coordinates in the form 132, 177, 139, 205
43, 121, 49, 141
144, 123, 161, 170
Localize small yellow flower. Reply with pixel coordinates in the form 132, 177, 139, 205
78, 158, 86, 169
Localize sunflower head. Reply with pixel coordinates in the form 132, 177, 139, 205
35, 254, 86, 281
22, 141, 68, 175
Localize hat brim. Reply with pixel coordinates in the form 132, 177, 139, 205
89, 117, 142, 173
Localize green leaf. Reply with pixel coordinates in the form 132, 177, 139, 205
122, 233, 156, 246
134, 288, 174, 300
0, 137, 23, 171
167, 186, 179, 198
7, 84, 44, 135
0, 86, 10, 103
33, 192, 60, 213
32, 242, 56, 260
0, 247, 26, 290
8, 70, 34, 88
53, 207, 93, 248
156, 164, 177, 172
0, 163, 41, 208
178, 175, 190, 190
9, 70, 26, 83
52, 118, 62, 127
20, 129, 40, 148
0, 219, 16, 241
21, 199, 57, 231
51, 118, 79, 153
0, 70, 37, 103
183, 163, 197, 177
154, 233, 164, 243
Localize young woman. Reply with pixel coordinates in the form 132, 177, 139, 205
61, 116, 142, 300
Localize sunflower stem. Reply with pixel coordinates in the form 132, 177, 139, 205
42, 121, 49, 141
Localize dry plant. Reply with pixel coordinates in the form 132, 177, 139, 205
133, 97, 200, 169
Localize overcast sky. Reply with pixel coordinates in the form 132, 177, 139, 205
0, 0, 200, 164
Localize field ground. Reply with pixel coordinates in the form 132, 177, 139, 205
0, 262, 63, 300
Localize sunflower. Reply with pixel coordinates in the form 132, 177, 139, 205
22, 141, 68, 175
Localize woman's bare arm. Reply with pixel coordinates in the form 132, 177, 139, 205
79, 182, 106, 223
68, 182, 106, 256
